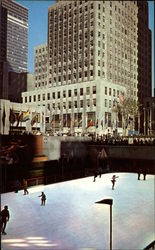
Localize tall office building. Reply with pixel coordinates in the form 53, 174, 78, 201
137, 1, 152, 102
0, 4, 8, 99
0, 0, 29, 102
2, 0, 28, 73
23, 1, 152, 136
34, 44, 48, 89
137, 1, 152, 134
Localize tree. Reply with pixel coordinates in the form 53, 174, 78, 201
112, 98, 138, 135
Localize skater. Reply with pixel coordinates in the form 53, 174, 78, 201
143, 167, 147, 180
1, 205, 10, 235
38, 192, 46, 206
111, 175, 119, 190
23, 179, 29, 195
137, 168, 142, 180
98, 167, 103, 178
93, 170, 98, 182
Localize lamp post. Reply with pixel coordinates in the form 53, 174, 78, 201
95, 198, 113, 250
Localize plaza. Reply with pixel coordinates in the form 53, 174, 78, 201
1, 172, 154, 250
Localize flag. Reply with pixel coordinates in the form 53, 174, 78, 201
68, 116, 72, 128
120, 92, 124, 105
96, 119, 98, 128
63, 118, 66, 126
9, 108, 15, 125
23, 110, 30, 122
87, 119, 93, 128
31, 113, 37, 126
16, 111, 23, 127
59, 119, 61, 127
78, 119, 82, 128
2, 107, 6, 128
74, 119, 78, 127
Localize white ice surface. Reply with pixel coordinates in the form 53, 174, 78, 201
1, 173, 155, 250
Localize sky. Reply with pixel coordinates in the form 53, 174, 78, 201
17, 0, 154, 94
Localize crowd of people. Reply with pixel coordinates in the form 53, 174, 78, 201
89, 136, 155, 146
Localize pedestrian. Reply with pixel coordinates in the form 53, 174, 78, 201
143, 168, 147, 180
137, 168, 142, 180
1, 205, 10, 235
23, 179, 29, 195
93, 170, 98, 182
38, 192, 46, 206
98, 167, 103, 178
111, 175, 119, 190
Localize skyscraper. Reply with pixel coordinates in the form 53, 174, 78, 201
48, 0, 138, 134
137, 1, 152, 134
22, 0, 152, 136
0, 4, 8, 99
0, 0, 29, 102
2, 0, 28, 73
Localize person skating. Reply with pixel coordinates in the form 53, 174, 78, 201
23, 179, 29, 195
1, 205, 10, 235
111, 175, 119, 190
38, 192, 46, 206
93, 170, 98, 182
137, 168, 142, 180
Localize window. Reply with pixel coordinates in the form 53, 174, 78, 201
109, 100, 111, 108
93, 86, 96, 94
80, 88, 83, 95
87, 99, 90, 107
68, 90, 71, 97
74, 89, 77, 96
105, 99, 107, 107
109, 88, 111, 96
69, 101, 71, 109
80, 100, 83, 108
58, 91, 60, 98
29, 96, 31, 102
25, 96, 27, 103
52, 92, 55, 99
86, 87, 90, 95
63, 90, 66, 98
38, 95, 40, 101
90, 70, 93, 76
93, 99, 96, 106
47, 93, 50, 100
74, 101, 77, 108
105, 86, 107, 95
113, 89, 116, 97
43, 94, 45, 101
33, 95, 36, 102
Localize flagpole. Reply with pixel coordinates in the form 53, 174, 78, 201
54, 110, 55, 134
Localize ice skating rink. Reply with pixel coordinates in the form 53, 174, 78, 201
1, 173, 155, 250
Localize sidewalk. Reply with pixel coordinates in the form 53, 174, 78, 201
1, 173, 154, 250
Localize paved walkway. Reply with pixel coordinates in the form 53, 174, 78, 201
1, 173, 155, 250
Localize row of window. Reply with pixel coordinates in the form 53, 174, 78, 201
24, 86, 97, 103
35, 47, 47, 53
47, 99, 97, 110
